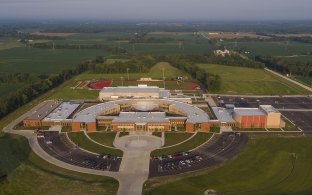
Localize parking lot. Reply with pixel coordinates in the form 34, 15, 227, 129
149, 132, 248, 177
213, 96, 312, 132
37, 131, 121, 172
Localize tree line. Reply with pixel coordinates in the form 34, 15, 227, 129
89, 55, 157, 74
0, 63, 89, 119
30, 42, 127, 54
158, 55, 222, 91
255, 56, 312, 77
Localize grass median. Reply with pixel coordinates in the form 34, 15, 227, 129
151, 132, 212, 156
68, 132, 123, 157
87, 132, 117, 147
162, 132, 194, 147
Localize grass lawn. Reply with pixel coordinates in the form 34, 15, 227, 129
144, 136, 312, 195
119, 132, 129, 137
197, 64, 310, 95
67, 132, 123, 156
163, 132, 194, 147
232, 127, 267, 131
151, 132, 212, 156
0, 47, 108, 74
152, 132, 162, 137
282, 119, 300, 131
87, 132, 117, 147
0, 133, 118, 195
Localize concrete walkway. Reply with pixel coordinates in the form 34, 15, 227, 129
114, 134, 162, 195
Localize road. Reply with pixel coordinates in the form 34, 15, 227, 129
2, 103, 162, 195
265, 68, 312, 93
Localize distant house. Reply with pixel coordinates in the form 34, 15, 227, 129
214, 49, 230, 57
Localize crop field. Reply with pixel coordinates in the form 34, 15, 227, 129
144, 136, 312, 195
277, 55, 312, 63
0, 37, 24, 50
197, 64, 310, 95
0, 47, 108, 74
222, 41, 312, 57
0, 133, 118, 195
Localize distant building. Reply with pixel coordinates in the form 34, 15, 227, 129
214, 49, 230, 57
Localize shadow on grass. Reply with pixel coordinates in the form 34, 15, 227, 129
0, 133, 31, 182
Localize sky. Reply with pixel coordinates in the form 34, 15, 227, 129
0, 0, 312, 21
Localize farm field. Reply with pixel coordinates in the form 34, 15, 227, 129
45, 31, 214, 55
222, 41, 312, 57
0, 133, 118, 195
144, 136, 312, 195
197, 64, 310, 95
0, 47, 108, 74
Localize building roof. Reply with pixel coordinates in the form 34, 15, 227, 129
112, 112, 169, 123
100, 86, 170, 98
211, 107, 236, 123
73, 99, 210, 123
42, 101, 81, 122
234, 108, 266, 116
259, 105, 280, 114
73, 101, 118, 123
25, 100, 61, 120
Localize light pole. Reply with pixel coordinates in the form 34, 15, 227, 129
162, 68, 165, 89
127, 68, 130, 80
120, 76, 124, 86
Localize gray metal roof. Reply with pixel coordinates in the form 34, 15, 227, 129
211, 107, 236, 123
25, 100, 61, 120
42, 102, 81, 122
259, 105, 280, 114
73, 101, 118, 123
234, 108, 266, 116
100, 86, 170, 98
112, 112, 169, 123
73, 99, 210, 123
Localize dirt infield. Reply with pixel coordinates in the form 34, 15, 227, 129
88, 80, 200, 90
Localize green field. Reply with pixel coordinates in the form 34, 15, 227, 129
0, 47, 108, 74
223, 41, 312, 57
163, 132, 194, 147
198, 64, 310, 95
0, 133, 118, 195
144, 136, 312, 195
151, 132, 212, 156
87, 132, 117, 147
67, 132, 123, 156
